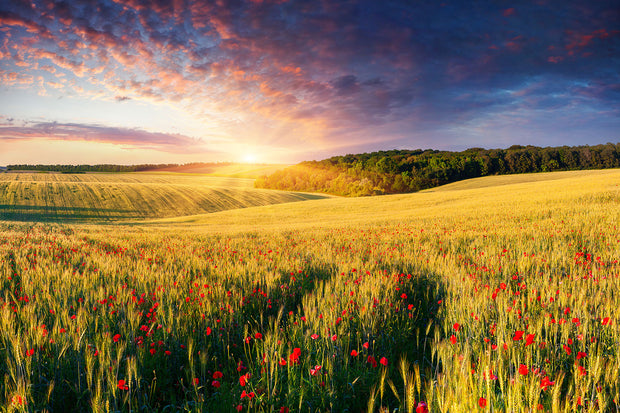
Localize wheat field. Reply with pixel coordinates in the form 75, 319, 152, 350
0, 169, 618, 412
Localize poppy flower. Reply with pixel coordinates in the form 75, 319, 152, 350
289, 348, 301, 364
450, 335, 457, 344
518, 364, 528, 375
113, 334, 121, 343
453, 323, 460, 331
478, 397, 487, 408
512, 330, 524, 341
379, 357, 388, 366
212, 380, 220, 388
351, 350, 358, 357
118, 379, 129, 390
213, 371, 223, 379
525, 333, 535, 345
416, 401, 429, 413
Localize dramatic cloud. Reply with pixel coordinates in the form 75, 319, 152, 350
0, 0, 618, 162
0, 121, 211, 154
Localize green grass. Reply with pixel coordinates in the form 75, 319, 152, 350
0, 173, 327, 222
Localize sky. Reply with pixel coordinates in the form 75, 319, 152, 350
0, 0, 618, 165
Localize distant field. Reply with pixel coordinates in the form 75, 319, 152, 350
151, 168, 620, 232
0, 172, 326, 222
0, 169, 619, 412
147, 163, 289, 178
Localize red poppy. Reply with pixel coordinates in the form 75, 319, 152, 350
289, 348, 301, 364
212, 380, 220, 388
379, 357, 388, 366
350, 350, 358, 357
416, 401, 429, 413
518, 364, 528, 375
113, 334, 121, 343
450, 335, 457, 344
478, 397, 487, 408
453, 323, 460, 331
118, 379, 129, 390
525, 333, 535, 346
512, 330, 524, 341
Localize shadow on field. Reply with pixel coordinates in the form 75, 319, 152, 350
0, 204, 135, 222
242, 256, 445, 411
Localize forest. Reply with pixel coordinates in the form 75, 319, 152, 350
255, 143, 620, 196
4, 162, 233, 173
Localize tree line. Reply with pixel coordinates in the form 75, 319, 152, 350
5, 162, 233, 173
255, 143, 620, 196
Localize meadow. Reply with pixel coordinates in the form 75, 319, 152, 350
0, 169, 619, 412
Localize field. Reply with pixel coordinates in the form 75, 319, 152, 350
0, 173, 325, 222
0, 169, 619, 412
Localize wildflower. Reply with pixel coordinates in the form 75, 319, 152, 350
113, 334, 121, 343
518, 364, 528, 375
311, 334, 319, 340
280, 407, 290, 413
540, 376, 555, 390
351, 349, 358, 357
512, 330, 524, 341
367, 355, 377, 368
118, 379, 129, 390
255, 332, 263, 340
450, 335, 457, 344
289, 348, 301, 364
213, 371, 223, 379
379, 357, 388, 366
212, 380, 221, 388
279, 358, 287, 366
416, 401, 429, 413
525, 333, 535, 345
478, 397, 487, 408
194, 378, 199, 386
453, 323, 460, 331
239, 373, 250, 386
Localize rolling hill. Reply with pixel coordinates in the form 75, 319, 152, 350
0, 172, 327, 222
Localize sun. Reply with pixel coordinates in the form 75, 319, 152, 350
242, 153, 258, 163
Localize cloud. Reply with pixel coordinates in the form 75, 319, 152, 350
0, 121, 212, 154
0, 0, 618, 159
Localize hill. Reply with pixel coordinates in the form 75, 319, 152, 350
152, 168, 620, 231
255, 143, 620, 196
0, 172, 326, 222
